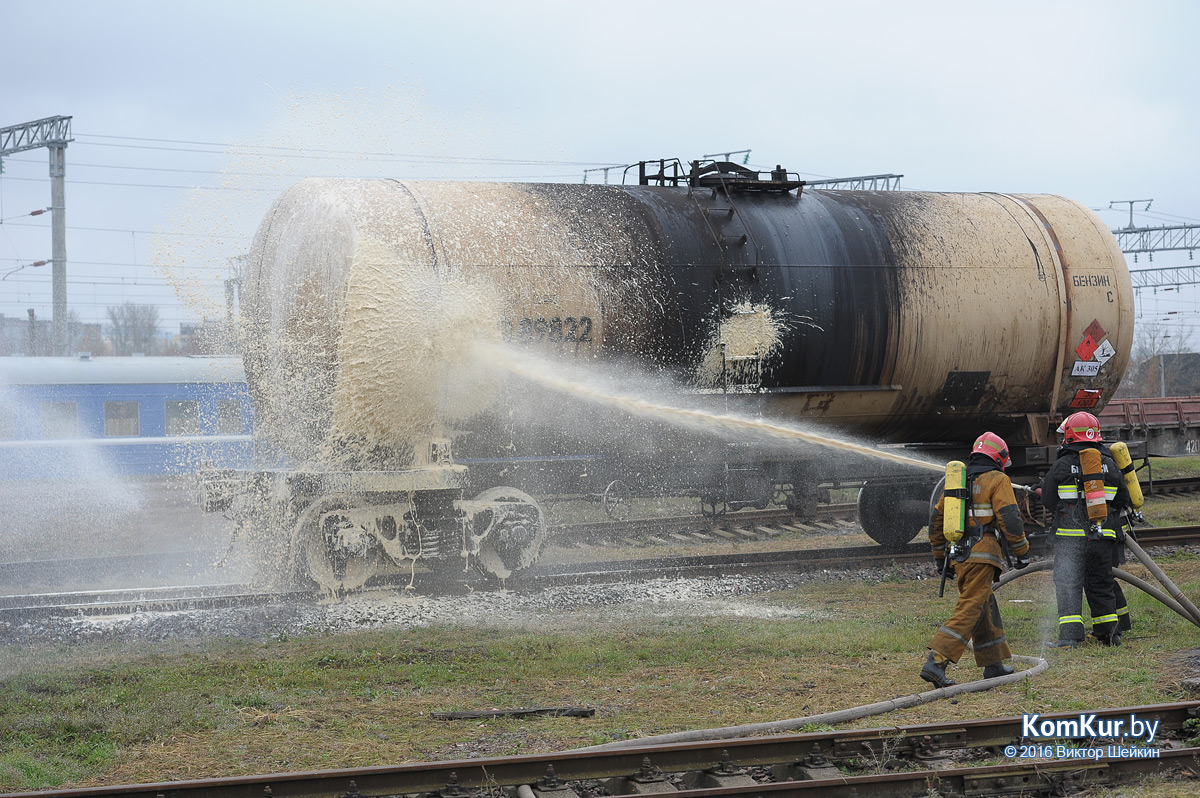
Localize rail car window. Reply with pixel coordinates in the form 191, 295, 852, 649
41, 402, 78, 438
217, 400, 243, 434
165, 400, 200, 436
0, 404, 13, 440
104, 401, 140, 437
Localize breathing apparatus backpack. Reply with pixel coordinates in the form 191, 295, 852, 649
942, 460, 980, 562
1109, 440, 1144, 510
1076, 447, 1108, 539
943, 460, 968, 546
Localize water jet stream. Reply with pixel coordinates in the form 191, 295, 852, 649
478, 342, 944, 474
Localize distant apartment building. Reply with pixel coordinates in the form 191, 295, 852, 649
0, 313, 103, 357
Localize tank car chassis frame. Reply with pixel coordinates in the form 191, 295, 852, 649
201, 465, 546, 593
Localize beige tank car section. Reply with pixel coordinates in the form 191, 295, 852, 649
747, 192, 1131, 445
242, 179, 663, 470
244, 181, 1131, 458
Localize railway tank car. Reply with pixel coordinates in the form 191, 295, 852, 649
221, 159, 1132, 591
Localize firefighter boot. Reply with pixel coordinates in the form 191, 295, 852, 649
920, 651, 956, 688
983, 663, 1015, 679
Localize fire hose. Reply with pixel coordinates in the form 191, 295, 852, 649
574, 534, 1197, 752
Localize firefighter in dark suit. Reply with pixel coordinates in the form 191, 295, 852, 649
1112, 531, 1134, 635
1041, 411, 1132, 647
922, 432, 1031, 688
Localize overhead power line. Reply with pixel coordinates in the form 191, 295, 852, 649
0, 173, 594, 190
1, 221, 228, 238
75, 134, 623, 168
0, 256, 234, 269
1, 277, 207, 288
0, 175, 279, 191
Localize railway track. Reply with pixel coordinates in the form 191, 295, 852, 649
5, 473, 1197, 596
3, 523, 1198, 625
1144, 475, 1200, 497
3, 702, 1196, 798
3, 477, 1198, 625
0, 549, 223, 589
550, 503, 860, 549
525, 523, 1200, 588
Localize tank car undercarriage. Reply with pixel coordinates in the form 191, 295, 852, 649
202, 467, 545, 594
198, 414, 1095, 592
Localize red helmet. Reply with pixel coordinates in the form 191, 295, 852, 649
1058, 411, 1102, 444
972, 431, 1012, 470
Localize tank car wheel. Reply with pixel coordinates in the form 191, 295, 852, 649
602, 479, 632, 521
857, 480, 930, 551
467, 486, 546, 580
290, 495, 383, 595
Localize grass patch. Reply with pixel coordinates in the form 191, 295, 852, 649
1110, 455, 1200, 526
1146, 455, 1200, 480
2, 486, 1198, 792
1140, 492, 1200, 527
3, 556, 1199, 792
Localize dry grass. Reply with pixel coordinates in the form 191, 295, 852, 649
4, 551, 1199, 792
3, 485, 1199, 793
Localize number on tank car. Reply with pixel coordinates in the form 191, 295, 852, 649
516, 316, 592, 344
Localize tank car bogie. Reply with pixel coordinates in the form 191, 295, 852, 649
205, 460, 547, 592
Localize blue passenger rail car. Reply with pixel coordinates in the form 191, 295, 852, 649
0, 355, 253, 478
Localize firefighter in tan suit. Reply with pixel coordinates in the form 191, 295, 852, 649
922, 432, 1031, 687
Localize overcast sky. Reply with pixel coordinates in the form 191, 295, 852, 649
1, 0, 1197, 342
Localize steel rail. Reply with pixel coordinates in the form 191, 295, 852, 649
1143, 476, 1200, 496
521, 542, 930, 588
1, 702, 1195, 798
610, 749, 1198, 797
0, 583, 260, 612
0, 550, 221, 588
0, 586, 312, 623
550, 503, 857, 546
